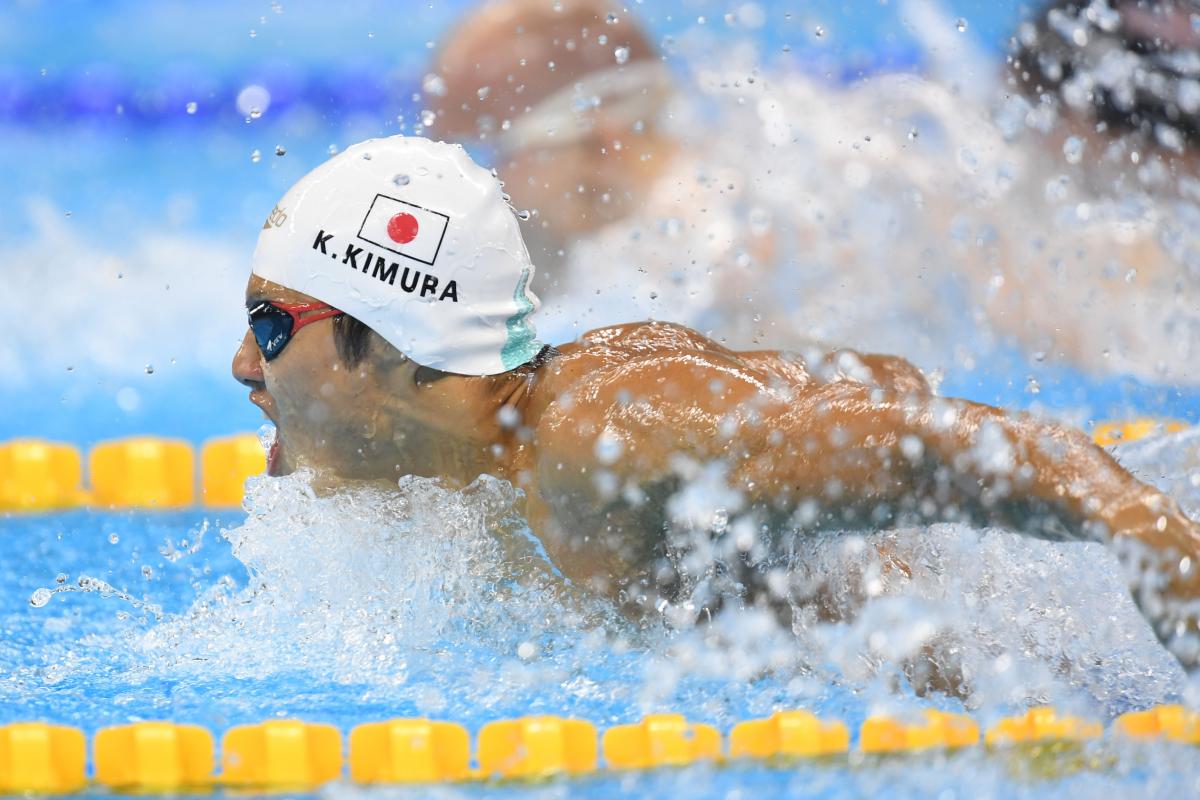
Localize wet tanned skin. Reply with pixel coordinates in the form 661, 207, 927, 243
516, 323, 1200, 608
234, 277, 1200, 665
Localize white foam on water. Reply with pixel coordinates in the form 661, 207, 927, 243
137, 471, 620, 690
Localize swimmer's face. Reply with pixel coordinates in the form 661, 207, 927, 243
232, 276, 398, 479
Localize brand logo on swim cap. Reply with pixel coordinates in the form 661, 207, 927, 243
357, 193, 449, 267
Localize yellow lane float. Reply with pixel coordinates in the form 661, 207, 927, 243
1114, 704, 1200, 744
221, 719, 342, 789
985, 707, 1102, 747
0, 723, 86, 793
0, 440, 85, 511
0, 706, 1195, 792
861, 709, 979, 754
350, 718, 471, 784
200, 433, 266, 507
477, 716, 597, 779
1093, 418, 1187, 447
89, 437, 195, 509
94, 722, 213, 791
602, 713, 721, 769
729, 711, 849, 759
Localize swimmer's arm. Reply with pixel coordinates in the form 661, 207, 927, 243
536, 356, 1199, 654
731, 381, 1195, 546
728, 381, 1200, 663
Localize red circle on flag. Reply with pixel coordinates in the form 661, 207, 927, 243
387, 212, 419, 244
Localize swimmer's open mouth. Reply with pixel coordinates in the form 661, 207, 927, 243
246, 387, 281, 475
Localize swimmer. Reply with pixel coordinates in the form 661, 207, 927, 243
983, 0, 1200, 378
233, 136, 1200, 670
427, 0, 783, 347
1009, 0, 1199, 177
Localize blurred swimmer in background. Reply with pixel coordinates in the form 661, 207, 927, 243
233, 136, 1200, 672
982, 0, 1200, 382
427, 0, 762, 339
426, 0, 1200, 387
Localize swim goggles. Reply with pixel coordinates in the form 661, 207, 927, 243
247, 301, 342, 362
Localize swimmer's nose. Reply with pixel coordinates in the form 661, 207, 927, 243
232, 328, 265, 388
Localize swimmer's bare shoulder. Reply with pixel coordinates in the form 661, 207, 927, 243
518, 321, 930, 579
526, 320, 929, 488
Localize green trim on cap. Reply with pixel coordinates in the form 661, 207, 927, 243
500, 267, 541, 370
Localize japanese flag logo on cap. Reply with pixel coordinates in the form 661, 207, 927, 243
250, 136, 541, 376
358, 195, 449, 266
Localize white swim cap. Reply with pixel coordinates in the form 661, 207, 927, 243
251, 136, 542, 375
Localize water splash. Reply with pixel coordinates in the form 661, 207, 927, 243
137, 470, 617, 687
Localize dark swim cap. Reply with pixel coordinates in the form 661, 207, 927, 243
1009, 0, 1200, 149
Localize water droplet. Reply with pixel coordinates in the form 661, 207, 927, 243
55, 573, 68, 584
421, 73, 447, 97
814, 25, 825, 38
361, 152, 372, 161
108, 533, 120, 544
1062, 135, 1085, 165
64, 210, 71, 217
614, 46, 630, 65
420, 109, 436, 127
249, 107, 263, 120
605, 12, 618, 24
1025, 376, 1040, 395
274, 145, 286, 156
908, 127, 919, 141
250, 149, 262, 163
593, 433, 624, 465
496, 406, 520, 428
516, 209, 531, 221
956, 17, 968, 32
249, 28, 258, 38
144, 364, 154, 375
186, 101, 198, 114
142, 565, 154, 579
327, 144, 339, 155
29, 588, 52, 608
392, 173, 410, 187
476, 86, 490, 100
